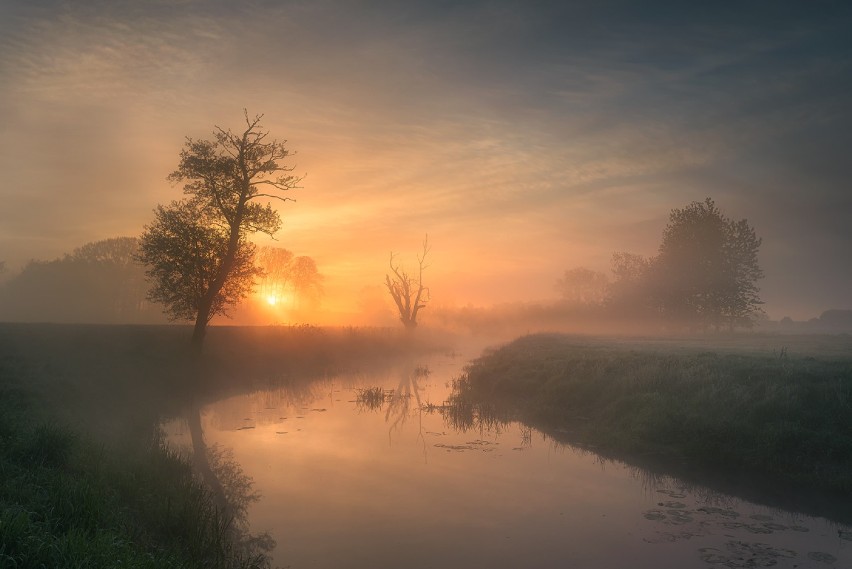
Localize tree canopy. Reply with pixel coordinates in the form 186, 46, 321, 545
653, 198, 763, 329
606, 198, 763, 330
138, 112, 300, 351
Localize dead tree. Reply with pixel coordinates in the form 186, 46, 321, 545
385, 236, 430, 329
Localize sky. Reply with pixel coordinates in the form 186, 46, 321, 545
1, 0, 851, 320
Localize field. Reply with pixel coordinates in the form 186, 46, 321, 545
447, 332, 852, 519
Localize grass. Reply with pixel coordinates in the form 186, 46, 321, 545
450, 333, 852, 496
0, 322, 447, 568
0, 355, 270, 568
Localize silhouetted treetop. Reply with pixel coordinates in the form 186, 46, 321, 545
139, 112, 301, 351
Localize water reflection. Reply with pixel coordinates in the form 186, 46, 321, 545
164, 350, 852, 569
183, 403, 275, 564
384, 362, 428, 432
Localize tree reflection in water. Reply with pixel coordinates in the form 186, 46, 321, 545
186, 404, 276, 565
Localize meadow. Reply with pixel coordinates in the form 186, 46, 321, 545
0, 323, 446, 568
447, 332, 852, 514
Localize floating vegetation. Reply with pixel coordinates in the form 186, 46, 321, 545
658, 501, 688, 509
642, 509, 693, 525
657, 489, 688, 499
643, 530, 702, 543
807, 551, 837, 564
641, 498, 849, 567
720, 521, 773, 534
434, 439, 498, 453
696, 507, 739, 519
698, 541, 796, 567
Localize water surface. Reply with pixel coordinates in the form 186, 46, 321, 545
164, 348, 852, 568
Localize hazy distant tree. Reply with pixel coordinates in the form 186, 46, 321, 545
653, 198, 763, 330
0, 237, 154, 323
818, 309, 852, 331
138, 112, 300, 352
255, 246, 323, 309
291, 256, 323, 308
71, 237, 138, 266
256, 246, 295, 302
70, 237, 150, 317
606, 252, 654, 312
385, 236, 430, 329
555, 267, 609, 305
610, 252, 651, 286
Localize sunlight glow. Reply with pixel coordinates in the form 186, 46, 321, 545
266, 295, 278, 306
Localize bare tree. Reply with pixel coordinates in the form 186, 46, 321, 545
385, 236, 430, 329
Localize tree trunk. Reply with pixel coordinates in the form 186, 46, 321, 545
191, 316, 207, 355
191, 300, 213, 355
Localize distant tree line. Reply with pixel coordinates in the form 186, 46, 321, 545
557, 198, 764, 331
0, 237, 322, 325
433, 198, 767, 335
0, 237, 161, 324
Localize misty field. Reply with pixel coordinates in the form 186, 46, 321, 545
0, 323, 446, 568
449, 333, 852, 498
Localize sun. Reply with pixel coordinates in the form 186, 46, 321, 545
266, 295, 278, 306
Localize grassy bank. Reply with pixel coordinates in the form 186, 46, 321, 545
0, 322, 446, 568
451, 333, 852, 494
0, 355, 270, 568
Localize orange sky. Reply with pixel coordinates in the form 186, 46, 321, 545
2, 1, 851, 321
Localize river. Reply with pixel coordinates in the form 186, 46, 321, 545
163, 344, 852, 568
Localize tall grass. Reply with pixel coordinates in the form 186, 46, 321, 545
452, 333, 852, 493
0, 384, 270, 568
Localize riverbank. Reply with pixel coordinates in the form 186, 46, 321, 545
0, 322, 446, 568
451, 333, 852, 494
0, 353, 270, 568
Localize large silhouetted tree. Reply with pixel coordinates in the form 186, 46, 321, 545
385, 236, 430, 329
653, 198, 763, 329
138, 112, 300, 352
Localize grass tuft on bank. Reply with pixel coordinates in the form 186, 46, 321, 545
453, 333, 852, 492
